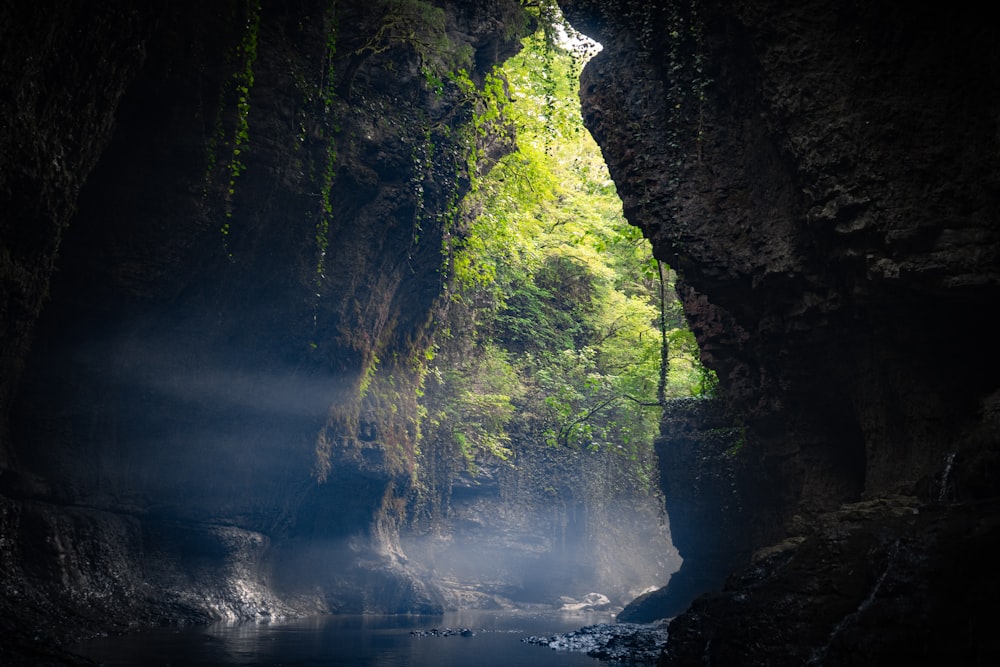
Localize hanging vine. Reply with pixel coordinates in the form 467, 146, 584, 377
315, 3, 339, 291
202, 0, 262, 261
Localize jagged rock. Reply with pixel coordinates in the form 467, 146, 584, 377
524, 620, 670, 663
618, 398, 745, 622
664, 497, 1000, 665
4, 0, 1000, 664
562, 0, 1000, 661
559, 592, 612, 612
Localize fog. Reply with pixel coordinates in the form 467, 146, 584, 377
101, 334, 347, 419
13, 321, 679, 613
401, 488, 679, 608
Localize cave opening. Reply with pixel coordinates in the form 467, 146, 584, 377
6, 0, 1000, 664
2, 1, 705, 663
393, 13, 708, 613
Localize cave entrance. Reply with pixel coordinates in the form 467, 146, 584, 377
402, 15, 713, 612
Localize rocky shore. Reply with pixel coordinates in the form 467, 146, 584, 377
523, 621, 671, 663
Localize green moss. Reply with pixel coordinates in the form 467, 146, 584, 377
199, 0, 261, 259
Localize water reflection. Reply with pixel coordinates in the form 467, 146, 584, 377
75, 610, 615, 666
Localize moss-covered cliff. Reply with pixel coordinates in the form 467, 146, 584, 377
1, 0, 531, 661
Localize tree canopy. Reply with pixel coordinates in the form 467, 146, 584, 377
420, 12, 715, 483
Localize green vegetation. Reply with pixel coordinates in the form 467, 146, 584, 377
227, 0, 261, 208
308, 2, 714, 488
312, 0, 514, 481
357, 0, 471, 72
203, 0, 262, 260
422, 16, 715, 479
315, 6, 339, 293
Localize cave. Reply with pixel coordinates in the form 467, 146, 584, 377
2, 0, 999, 665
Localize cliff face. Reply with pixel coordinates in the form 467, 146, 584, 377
618, 398, 746, 622
1, 0, 528, 659
0, 2, 158, 464
560, 0, 1000, 661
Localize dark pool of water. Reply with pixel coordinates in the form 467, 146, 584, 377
72, 609, 616, 666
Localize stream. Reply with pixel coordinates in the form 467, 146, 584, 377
71, 609, 627, 666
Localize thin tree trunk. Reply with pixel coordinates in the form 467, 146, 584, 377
657, 260, 669, 406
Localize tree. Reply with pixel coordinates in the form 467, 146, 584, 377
422, 9, 714, 480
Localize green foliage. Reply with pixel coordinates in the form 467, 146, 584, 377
315, 7, 339, 287
424, 342, 516, 471
423, 16, 714, 477
202, 0, 262, 260
359, 0, 473, 79
223, 0, 262, 244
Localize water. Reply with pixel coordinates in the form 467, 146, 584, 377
72, 610, 616, 666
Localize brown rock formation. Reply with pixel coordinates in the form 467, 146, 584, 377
561, 0, 1000, 661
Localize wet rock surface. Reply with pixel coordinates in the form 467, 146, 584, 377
524, 621, 670, 663
403, 446, 678, 610
410, 627, 476, 638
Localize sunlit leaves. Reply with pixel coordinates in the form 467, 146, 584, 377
424, 343, 516, 470
428, 10, 711, 473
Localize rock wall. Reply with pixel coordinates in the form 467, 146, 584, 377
1, 1, 159, 466
618, 398, 746, 622
560, 0, 1000, 661
1, 0, 529, 661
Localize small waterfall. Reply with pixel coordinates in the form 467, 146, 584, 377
808, 540, 899, 665
939, 451, 957, 502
